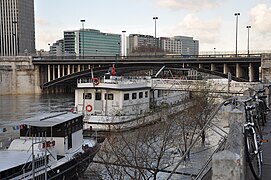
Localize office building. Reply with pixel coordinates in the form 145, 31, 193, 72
127, 34, 158, 54
49, 39, 64, 56
62, 29, 121, 56
173, 36, 199, 55
0, 0, 36, 56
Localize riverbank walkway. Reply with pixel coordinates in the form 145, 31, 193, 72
246, 113, 271, 179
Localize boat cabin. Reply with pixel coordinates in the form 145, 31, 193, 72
75, 76, 151, 116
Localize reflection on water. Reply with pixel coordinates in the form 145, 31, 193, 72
0, 94, 74, 124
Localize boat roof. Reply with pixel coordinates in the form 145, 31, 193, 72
0, 150, 32, 172
8, 112, 82, 127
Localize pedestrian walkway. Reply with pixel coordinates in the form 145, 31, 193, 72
246, 113, 271, 180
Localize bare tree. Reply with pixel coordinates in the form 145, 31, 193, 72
95, 88, 216, 179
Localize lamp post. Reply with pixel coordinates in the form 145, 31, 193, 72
80, 19, 86, 57
48, 43, 50, 55
214, 48, 216, 56
122, 31, 126, 57
246, 25, 251, 55
153, 17, 158, 55
12, 21, 18, 56
234, 13, 240, 56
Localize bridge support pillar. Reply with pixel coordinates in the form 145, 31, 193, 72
78, 65, 81, 72
47, 65, 51, 82
236, 63, 243, 78
249, 63, 255, 82
67, 65, 70, 75
72, 65, 75, 74
52, 65, 55, 80
88, 65, 91, 69
211, 64, 216, 71
199, 64, 203, 69
62, 65, 65, 77
223, 64, 229, 74
57, 65, 60, 78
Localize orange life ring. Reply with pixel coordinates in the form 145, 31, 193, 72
92, 78, 99, 86
86, 105, 93, 112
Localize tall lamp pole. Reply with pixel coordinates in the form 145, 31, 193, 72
48, 43, 50, 55
80, 19, 86, 57
12, 21, 18, 56
153, 17, 158, 55
246, 25, 251, 55
234, 13, 240, 56
122, 31, 126, 57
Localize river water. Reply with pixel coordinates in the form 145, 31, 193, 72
0, 94, 74, 124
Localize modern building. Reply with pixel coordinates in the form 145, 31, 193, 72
49, 39, 64, 56
0, 0, 36, 56
60, 29, 121, 56
127, 34, 199, 56
160, 37, 182, 54
173, 36, 199, 55
127, 34, 158, 55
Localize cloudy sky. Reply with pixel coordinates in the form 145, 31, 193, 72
35, 0, 271, 53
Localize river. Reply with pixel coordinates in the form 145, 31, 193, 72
0, 94, 75, 123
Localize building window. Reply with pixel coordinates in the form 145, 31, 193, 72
139, 92, 143, 99
132, 93, 137, 99
105, 93, 114, 100
145, 91, 148, 98
95, 92, 102, 100
84, 93, 92, 99
124, 93, 129, 100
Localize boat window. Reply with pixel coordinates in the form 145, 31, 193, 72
124, 93, 129, 100
95, 92, 102, 100
132, 93, 137, 99
139, 92, 143, 99
145, 91, 148, 98
105, 93, 114, 100
84, 93, 92, 99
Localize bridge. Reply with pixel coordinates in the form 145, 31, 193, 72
1, 53, 271, 95
33, 53, 264, 90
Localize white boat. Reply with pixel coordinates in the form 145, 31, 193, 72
74, 74, 190, 131
0, 112, 100, 180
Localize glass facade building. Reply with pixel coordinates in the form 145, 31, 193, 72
63, 29, 121, 56
0, 0, 35, 56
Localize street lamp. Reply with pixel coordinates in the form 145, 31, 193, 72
12, 21, 18, 56
214, 48, 216, 56
246, 25, 251, 55
153, 17, 158, 55
48, 43, 50, 55
234, 13, 240, 56
122, 31, 126, 57
80, 19, 86, 57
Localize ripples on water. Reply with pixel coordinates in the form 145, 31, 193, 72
0, 94, 74, 123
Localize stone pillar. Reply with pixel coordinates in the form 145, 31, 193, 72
223, 64, 229, 74
199, 64, 203, 69
78, 65, 81, 72
211, 64, 216, 71
212, 109, 245, 180
62, 65, 65, 76
72, 65, 75, 74
47, 65, 51, 82
236, 63, 242, 78
212, 150, 241, 180
52, 65, 56, 80
88, 65, 91, 69
67, 65, 71, 75
58, 65, 60, 78
249, 63, 254, 82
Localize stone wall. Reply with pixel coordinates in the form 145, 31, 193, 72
0, 56, 41, 95
261, 53, 271, 83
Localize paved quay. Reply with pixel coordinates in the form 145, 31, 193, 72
246, 113, 271, 180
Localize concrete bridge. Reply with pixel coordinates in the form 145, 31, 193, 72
1, 53, 271, 95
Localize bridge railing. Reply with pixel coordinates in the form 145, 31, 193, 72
32, 53, 262, 61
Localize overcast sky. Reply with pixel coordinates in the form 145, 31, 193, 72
35, 0, 271, 53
